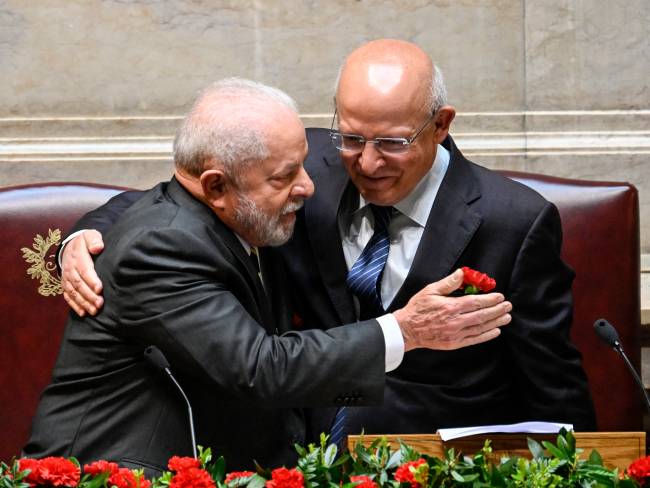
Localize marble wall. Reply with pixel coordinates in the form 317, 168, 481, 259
1, 0, 648, 250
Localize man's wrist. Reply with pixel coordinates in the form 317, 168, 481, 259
57, 229, 89, 269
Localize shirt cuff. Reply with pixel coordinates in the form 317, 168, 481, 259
377, 313, 405, 372
57, 229, 89, 269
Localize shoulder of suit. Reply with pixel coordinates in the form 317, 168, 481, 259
107, 186, 228, 250
465, 160, 550, 207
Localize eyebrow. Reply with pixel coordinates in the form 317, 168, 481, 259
271, 161, 301, 177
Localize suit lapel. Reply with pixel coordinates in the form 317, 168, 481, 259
304, 147, 357, 325
389, 137, 483, 310
165, 178, 274, 326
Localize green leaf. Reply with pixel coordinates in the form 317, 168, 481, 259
528, 438, 545, 459
556, 431, 571, 457
386, 450, 402, 470
587, 449, 603, 467
247, 474, 267, 488
198, 446, 213, 466
323, 444, 337, 467
451, 470, 466, 482
542, 441, 566, 460
82, 472, 110, 488
210, 456, 226, 482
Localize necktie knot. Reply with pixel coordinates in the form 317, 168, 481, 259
249, 247, 261, 274
369, 204, 392, 232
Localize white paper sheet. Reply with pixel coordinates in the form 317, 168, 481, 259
437, 421, 573, 441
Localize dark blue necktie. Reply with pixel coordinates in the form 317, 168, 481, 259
330, 204, 393, 451
346, 204, 393, 320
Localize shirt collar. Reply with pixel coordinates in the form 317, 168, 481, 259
355, 144, 450, 227
235, 234, 252, 255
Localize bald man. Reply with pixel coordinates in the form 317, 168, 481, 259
60, 40, 595, 443
27, 78, 514, 472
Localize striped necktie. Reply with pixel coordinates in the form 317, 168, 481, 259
346, 204, 393, 320
330, 205, 393, 452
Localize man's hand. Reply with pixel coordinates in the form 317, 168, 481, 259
61, 230, 105, 317
393, 269, 512, 351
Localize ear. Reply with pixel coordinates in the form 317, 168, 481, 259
199, 168, 231, 211
431, 106, 456, 144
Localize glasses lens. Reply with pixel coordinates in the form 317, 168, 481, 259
376, 138, 409, 154
330, 132, 344, 150
331, 133, 365, 152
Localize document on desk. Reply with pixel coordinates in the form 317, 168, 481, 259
438, 421, 573, 441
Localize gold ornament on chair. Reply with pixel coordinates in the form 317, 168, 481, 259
21, 228, 63, 297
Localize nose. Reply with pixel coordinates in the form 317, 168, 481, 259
291, 166, 315, 199
357, 141, 385, 174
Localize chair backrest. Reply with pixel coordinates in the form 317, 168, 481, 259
0, 182, 129, 461
500, 171, 641, 431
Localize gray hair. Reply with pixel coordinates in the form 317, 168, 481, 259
429, 65, 448, 113
333, 62, 448, 115
173, 77, 299, 179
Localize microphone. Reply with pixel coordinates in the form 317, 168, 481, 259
593, 319, 650, 415
144, 346, 197, 458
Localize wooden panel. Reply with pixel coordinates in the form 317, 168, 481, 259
348, 432, 646, 471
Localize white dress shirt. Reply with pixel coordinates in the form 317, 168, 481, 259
339, 144, 451, 371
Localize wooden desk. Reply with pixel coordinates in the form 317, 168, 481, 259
348, 432, 646, 471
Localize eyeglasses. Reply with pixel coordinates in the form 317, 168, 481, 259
329, 109, 435, 155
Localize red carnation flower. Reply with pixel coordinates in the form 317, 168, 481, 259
265, 467, 304, 488
394, 459, 427, 488
35, 457, 80, 487
461, 267, 496, 294
170, 467, 216, 488
168, 456, 201, 472
18, 458, 42, 486
83, 460, 119, 476
107, 467, 151, 488
350, 475, 378, 488
225, 471, 256, 483
628, 456, 650, 485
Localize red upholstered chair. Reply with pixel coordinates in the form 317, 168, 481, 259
0, 182, 130, 461
500, 171, 641, 432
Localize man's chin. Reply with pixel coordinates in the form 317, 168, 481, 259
259, 220, 295, 247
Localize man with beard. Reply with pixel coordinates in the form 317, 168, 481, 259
58, 39, 595, 440
24, 77, 511, 473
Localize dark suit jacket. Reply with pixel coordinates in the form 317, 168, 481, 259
279, 129, 595, 436
25, 177, 385, 474
49, 128, 596, 444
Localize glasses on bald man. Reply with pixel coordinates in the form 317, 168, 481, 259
329, 109, 435, 155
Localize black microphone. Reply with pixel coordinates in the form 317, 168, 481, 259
144, 346, 197, 458
593, 319, 650, 415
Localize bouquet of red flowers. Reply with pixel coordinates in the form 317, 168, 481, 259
1, 430, 646, 487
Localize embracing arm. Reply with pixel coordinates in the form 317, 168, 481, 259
67, 190, 145, 237
106, 226, 386, 406
59, 190, 145, 316
505, 201, 596, 430
103, 221, 512, 404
